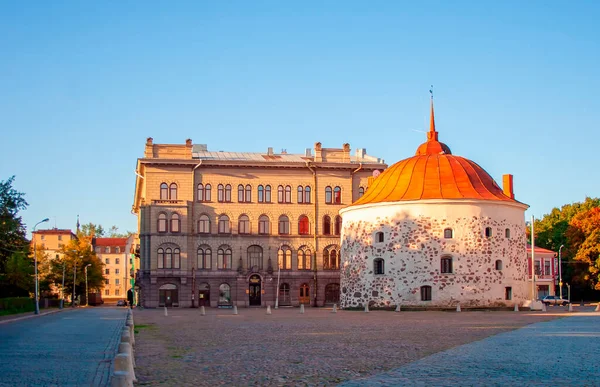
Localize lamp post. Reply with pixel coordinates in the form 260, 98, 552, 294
84, 264, 91, 306
558, 245, 565, 298
33, 218, 50, 314
73, 255, 81, 307
60, 261, 66, 309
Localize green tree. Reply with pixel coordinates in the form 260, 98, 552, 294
107, 225, 133, 238
566, 207, 600, 289
80, 222, 105, 237
0, 176, 31, 297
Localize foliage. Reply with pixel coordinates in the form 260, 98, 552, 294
0, 176, 31, 297
2, 251, 33, 297
80, 222, 105, 237
107, 225, 133, 238
566, 207, 600, 289
0, 297, 34, 315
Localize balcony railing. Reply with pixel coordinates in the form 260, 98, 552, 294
152, 199, 183, 205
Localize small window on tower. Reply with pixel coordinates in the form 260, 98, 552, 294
375, 232, 384, 243
485, 227, 492, 238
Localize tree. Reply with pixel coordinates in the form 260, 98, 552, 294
566, 207, 600, 289
80, 223, 105, 238
0, 176, 31, 297
107, 225, 133, 238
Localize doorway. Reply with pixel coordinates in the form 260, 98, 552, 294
159, 284, 178, 307
198, 283, 210, 307
299, 283, 310, 305
249, 274, 261, 306
325, 283, 340, 305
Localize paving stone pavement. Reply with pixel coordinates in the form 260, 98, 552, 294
340, 313, 600, 387
0, 307, 128, 387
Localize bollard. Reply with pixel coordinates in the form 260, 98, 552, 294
121, 329, 131, 345
581, 300, 584, 307
114, 352, 136, 383
110, 370, 133, 387
595, 303, 600, 312
200, 306, 206, 316
164, 306, 168, 316
126, 319, 135, 347
395, 305, 401, 312
541, 303, 547, 312
456, 304, 461, 312
266, 305, 272, 315
568, 303, 573, 312
300, 304, 305, 314
233, 305, 238, 315
364, 304, 369, 313
119, 342, 135, 368
332, 304, 337, 313
514, 304, 519, 312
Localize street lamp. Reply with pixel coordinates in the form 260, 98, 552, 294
84, 264, 91, 306
73, 255, 82, 307
559, 245, 565, 298
33, 218, 50, 315
60, 261, 66, 309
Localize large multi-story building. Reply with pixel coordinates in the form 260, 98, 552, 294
31, 228, 77, 261
132, 138, 386, 308
93, 236, 139, 303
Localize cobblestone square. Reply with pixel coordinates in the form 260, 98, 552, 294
132, 307, 569, 386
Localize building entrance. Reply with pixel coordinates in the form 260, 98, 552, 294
249, 274, 261, 306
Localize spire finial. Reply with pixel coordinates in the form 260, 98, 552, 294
427, 86, 438, 141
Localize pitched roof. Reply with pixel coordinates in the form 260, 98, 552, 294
526, 244, 556, 254
94, 238, 127, 247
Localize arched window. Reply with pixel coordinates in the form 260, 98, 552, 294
116, 247, 120, 254
323, 246, 340, 270
325, 186, 332, 204
421, 286, 432, 301
505, 228, 510, 238
334, 216, 342, 236
198, 214, 210, 234
157, 248, 164, 269
170, 213, 180, 233
333, 186, 341, 204
158, 213, 168, 233
238, 215, 250, 234
197, 246, 212, 269
218, 283, 231, 305
217, 247, 232, 269
304, 186, 311, 203
205, 184, 211, 201
374, 258, 385, 275
298, 247, 311, 270
278, 185, 284, 203
279, 283, 291, 306
247, 245, 263, 269
278, 215, 290, 235
495, 260, 503, 270
323, 215, 331, 235
441, 256, 453, 273
105, 246, 110, 253
358, 187, 365, 198
297, 186, 304, 203
160, 183, 169, 200
258, 185, 264, 202
265, 185, 271, 203
444, 228, 453, 239
169, 183, 178, 200
298, 215, 310, 235
485, 227, 493, 238
218, 215, 230, 234
375, 232, 384, 243
258, 215, 270, 235
165, 248, 172, 268
245, 184, 251, 202
224, 184, 232, 202
278, 246, 292, 270
218, 184, 224, 202
238, 184, 245, 202
284, 185, 291, 203
197, 183, 204, 201
173, 248, 181, 269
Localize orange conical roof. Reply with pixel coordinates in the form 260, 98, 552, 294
352, 98, 516, 206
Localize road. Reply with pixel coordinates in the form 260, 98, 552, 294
0, 307, 128, 387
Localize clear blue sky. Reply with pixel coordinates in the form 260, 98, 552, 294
1, 1, 598, 236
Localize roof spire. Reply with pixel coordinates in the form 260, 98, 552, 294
427, 86, 438, 142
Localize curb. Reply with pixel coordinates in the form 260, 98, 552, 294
110, 309, 136, 387
0, 308, 69, 325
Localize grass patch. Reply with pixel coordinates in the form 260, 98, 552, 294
134, 324, 156, 334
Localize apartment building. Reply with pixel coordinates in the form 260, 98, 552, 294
93, 236, 139, 303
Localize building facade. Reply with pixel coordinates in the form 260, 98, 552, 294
340, 99, 530, 308
93, 236, 139, 303
527, 244, 557, 299
132, 139, 385, 308
31, 228, 77, 261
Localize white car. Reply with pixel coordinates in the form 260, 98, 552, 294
542, 295, 569, 306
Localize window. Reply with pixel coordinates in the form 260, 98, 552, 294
258, 185, 265, 202
333, 186, 341, 204
485, 227, 492, 237
334, 216, 342, 236
358, 187, 365, 198
198, 214, 210, 234
323, 247, 340, 270
505, 287, 512, 300
444, 228, 453, 239
441, 256, 453, 274
544, 261, 551, 276
40, 235, 45, 240
278, 246, 292, 270
198, 246, 212, 269
495, 260, 503, 270
258, 215, 270, 235
325, 186, 332, 204
218, 215, 230, 234
298, 247, 311, 270
105, 268, 110, 275
278, 215, 290, 235
238, 215, 250, 234
298, 215, 310, 235
198, 183, 211, 202
238, 184, 245, 202
375, 232, 384, 243
535, 261, 541, 275
115, 258, 120, 265
323, 216, 331, 235
105, 258, 110, 264
285, 186, 291, 203
58, 235, 62, 241
105, 247, 110, 253
505, 228, 510, 238
116, 279, 120, 285
96, 247, 101, 253
219, 283, 231, 305
105, 289, 109, 296
160, 183, 168, 200
197, 183, 205, 201
421, 286, 432, 301
264, 185, 271, 203
115, 247, 120, 254
225, 184, 232, 202
116, 269, 120, 275
304, 186, 311, 203
245, 184, 251, 202
218, 184, 224, 202
217, 247, 232, 269
171, 213, 181, 233
115, 289, 120, 296
247, 245, 263, 270
374, 258, 385, 275
169, 183, 178, 200
278, 185, 291, 203
297, 186, 304, 203
105, 279, 109, 285
158, 247, 180, 269
173, 248, 181, 269
55, 254, 59, 260
205, 184, 212, 201
158, 213, 168, 233
278, 186, 284, 203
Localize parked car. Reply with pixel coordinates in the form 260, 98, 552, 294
116, 300, 127, 307
542, 295, 569, 306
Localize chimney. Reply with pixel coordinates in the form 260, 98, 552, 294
305, 148, 312, 157
356, 148, 366, 159
502, 174, 514, 199
267, 147, 273, 155
185, 139, 192, 147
